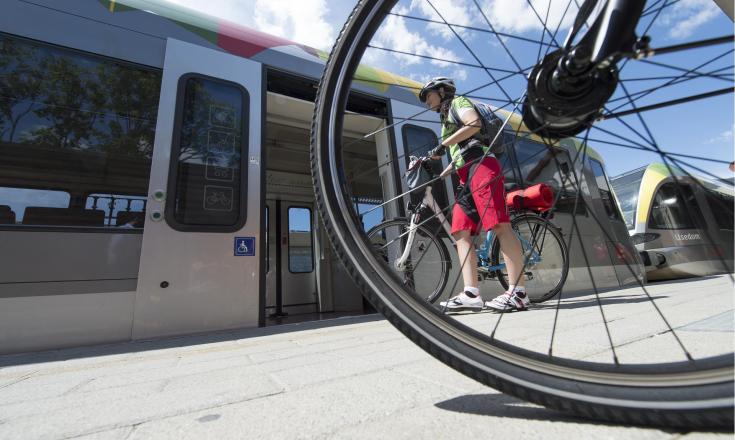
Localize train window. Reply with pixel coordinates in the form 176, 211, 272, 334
512, 137, 586, 215
649, 183, 705, 230
167, 75, 249, 231
0, 35, 160, 230
610, 169, 645, 229
85, 194, 147, 228
496, 133, 518, 186
705, 190, 734, 230
288, 207, 314, 273
589, 159, 623, 222
0, 187, 70, 225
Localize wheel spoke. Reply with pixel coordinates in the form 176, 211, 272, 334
602, 87, 735, 119
548, 128, 591, 357
387, 12, 558, 48
424, 0, 514, 102
608, 49, 734, 111
644, 35, 735, 57
319, 0, 734, 373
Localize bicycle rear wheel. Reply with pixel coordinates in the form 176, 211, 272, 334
491, 214, 569, 303
311, 0, 734, 428
367, 218, 451, 303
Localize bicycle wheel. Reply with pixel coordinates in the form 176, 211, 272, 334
367, 218, 451, 303
491, 214, 569, 303
311, 0, 733, 427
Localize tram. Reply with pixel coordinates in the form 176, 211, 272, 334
611, 163, 734, 281
0, 0, 643, 354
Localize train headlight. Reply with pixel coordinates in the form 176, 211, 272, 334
630, 232, 660, 246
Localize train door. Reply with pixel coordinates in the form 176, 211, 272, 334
133, 39, 263, 339
265, 200, 276, 314
264, 198, 318, 317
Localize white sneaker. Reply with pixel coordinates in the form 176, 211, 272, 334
439, 292, 484, 312
485, 290, 530, 312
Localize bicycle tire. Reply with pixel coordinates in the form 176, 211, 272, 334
491, 214, 570, 303
311, 0, 733, 428
366, 218, 451, 303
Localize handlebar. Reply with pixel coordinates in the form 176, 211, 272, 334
407, 155, 455, 179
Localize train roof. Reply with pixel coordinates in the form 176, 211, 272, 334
95, 0, 422, 103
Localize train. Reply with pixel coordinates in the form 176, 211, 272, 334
0, 0, 643, 354
611, 163, 734, 281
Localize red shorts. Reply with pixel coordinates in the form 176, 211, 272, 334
451, 157, 510, 235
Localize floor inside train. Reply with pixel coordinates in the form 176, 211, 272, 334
264, 310, 376, 327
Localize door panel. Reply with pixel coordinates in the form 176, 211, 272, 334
133, 39, 263, 339
264, 200, 318, 317
281, 202, 318, 314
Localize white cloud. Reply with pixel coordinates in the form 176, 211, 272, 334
253, 0, 335, 50
373, 9, 463, 69
452, 68, 469, 81
708, 128, 734, 144
479, 0, 580, 36
166, 0, 336, 50
409, 0, 478, 40
660, 0, 722, 39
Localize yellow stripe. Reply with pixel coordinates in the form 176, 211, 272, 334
635, 165, 668, 226
109, 0, 116, 12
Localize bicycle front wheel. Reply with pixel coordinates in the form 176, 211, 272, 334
311, 0, 734, 428
491, 214, 569, 303
367, 218, 451, 303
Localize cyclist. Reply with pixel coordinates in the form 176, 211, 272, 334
419, 77, 528, 312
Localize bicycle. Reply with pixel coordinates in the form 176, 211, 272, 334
311, 0, 734, 427
367, 155, 569, 304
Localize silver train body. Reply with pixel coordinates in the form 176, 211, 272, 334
611, 163, 734, 281
0, 0, 643, 354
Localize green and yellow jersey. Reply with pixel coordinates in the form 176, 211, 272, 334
440, 96, 491, 168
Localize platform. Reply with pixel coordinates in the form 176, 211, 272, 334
0, 276, 731, 439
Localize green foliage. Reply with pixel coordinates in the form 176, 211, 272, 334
0, 36, 162, 159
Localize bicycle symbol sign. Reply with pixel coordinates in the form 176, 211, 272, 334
234, 237, 255, 257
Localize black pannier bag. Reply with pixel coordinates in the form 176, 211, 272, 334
406, 156, 432, 208
404, 156, 447, 234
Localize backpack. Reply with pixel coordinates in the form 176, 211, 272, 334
447, 98, 505, 154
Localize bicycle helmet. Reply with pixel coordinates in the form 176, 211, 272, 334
419, 77, 456, 103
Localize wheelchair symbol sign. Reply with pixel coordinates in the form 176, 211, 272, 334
234, 237, 255, 256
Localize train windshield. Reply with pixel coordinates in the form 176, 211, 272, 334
611, 169, 645, 230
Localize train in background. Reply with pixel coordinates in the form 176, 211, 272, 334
611, 163, 734, 281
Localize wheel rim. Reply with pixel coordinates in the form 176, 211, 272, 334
314, 0, 734, 394
493, 216, 569, 302
367, 219, 450, 302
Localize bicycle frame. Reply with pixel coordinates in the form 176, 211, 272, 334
395, 185, 452, 271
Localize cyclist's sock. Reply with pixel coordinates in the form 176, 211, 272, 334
464, 286, 480, 298
508, 284, 526, 296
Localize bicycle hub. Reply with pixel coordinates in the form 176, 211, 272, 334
522, 47, 619, 139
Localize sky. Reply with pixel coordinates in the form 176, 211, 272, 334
167, 0, 734, 181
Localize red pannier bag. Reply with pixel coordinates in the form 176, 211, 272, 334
505, 183, 554, 212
